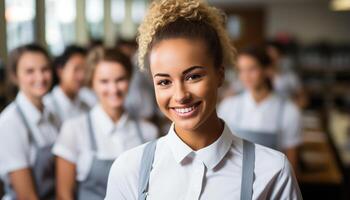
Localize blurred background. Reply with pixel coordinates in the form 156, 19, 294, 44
0, 0, 350, 199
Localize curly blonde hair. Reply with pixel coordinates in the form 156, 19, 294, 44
137, 0, 236, 70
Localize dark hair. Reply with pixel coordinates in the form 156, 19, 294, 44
54, 45, 87, 70
266, 40, 286, 56
86, 47, 133, 87
148, 19, 223, 69
7, 43, 51, 77
238, 47, 273, 90
115, 38, 137, 48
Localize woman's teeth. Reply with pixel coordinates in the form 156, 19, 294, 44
174, 104, 197, 114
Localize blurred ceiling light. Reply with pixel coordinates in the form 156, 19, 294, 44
331, 0, 350, 11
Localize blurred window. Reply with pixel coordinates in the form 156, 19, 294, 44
5, 0, 35, 52
85, 0, 104, 40
111, 0, 125, 24
45, 0, 76, 55
131, 0, 146, 24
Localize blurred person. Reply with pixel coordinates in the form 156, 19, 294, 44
53, 47, 158, 200
266, 41, 306, 108
44, 45, 93, 125
218, 47, 302, 172
105, 1, 302, 199
116, 38, 158, 120
0, 44, 59, 200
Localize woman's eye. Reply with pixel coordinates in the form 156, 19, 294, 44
157, 79, 171, 86
186, 74, 202, 81
99, 79, 108, 84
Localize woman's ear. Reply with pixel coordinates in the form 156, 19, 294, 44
9, 72, 18, 86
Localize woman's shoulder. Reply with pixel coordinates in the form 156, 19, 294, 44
0, 102, 22, 128
253, 143, 293, 181
110, 136, 166, 177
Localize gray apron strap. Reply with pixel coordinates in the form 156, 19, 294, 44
138, 140, 157, 200
87, 112, 98, 152
51, 93, 63, 120
14, 101, 38, 147
237, 94, 245, 124
276, 97, 286, 131
240, 140, 255, 200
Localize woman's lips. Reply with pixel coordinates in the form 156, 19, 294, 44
170, 101, 201, 118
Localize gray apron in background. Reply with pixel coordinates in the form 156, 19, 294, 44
137, 139, 256, 200
4, 102, 56, 200
77, 112, 145, 200
233, 95, 285, 150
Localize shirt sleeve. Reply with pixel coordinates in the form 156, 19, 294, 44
52, 119, 80, 164
280, 101, 302, 149
0, 114, 31, 176
270, 157, 303, 200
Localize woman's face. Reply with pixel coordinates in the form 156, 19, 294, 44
16, 52, 52, 100
149, 38, 223, 132
58, 54, 86, 95
92, 61, 129, 111
237, 54, 266, 91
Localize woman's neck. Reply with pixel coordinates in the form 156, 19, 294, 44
251, 85, 271, 104
23, 92, 44, 112
174, 110, 224, 151
59, 84, 77, 101
101, 104, 124, 123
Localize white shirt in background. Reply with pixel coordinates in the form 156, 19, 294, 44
0, 92, 58, 181
44, 86, 91, 123
79, 87, 98, 108
105, 123, 302, 200
218, 91, 302, 149
52, 104, 158, 181
273, 70, 301, 98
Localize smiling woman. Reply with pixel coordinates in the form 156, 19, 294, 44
52, 47, 158, 200
105, 0, 303, 200
0, 44, 58, 200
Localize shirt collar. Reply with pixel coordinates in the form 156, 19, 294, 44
16, 92, 52, 125
53, 86, 82, 109
91, 104, 129, 135
166, 123, 234, 170
245, 91, 275, 108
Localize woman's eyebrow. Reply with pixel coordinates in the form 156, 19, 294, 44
182, 66, 205, 75
153, 73, 170, 78
153, 66, 205, 78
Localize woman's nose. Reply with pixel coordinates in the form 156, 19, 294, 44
174, 83, 191, 104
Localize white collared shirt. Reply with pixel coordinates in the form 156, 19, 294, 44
274, 70, 301, 98
105, 123, 302, 200
218, 92, 302, 149
44, 86, 91, 123
0, 92, 58, 177
52, 104, 158, 181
